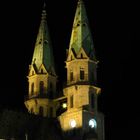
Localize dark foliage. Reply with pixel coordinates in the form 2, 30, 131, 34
0, 109, 63, 140
0, 109, 96, 140
0, 109, 28, 139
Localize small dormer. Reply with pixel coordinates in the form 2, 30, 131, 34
28, 65, 37, 77
77, 47, 89, 59
38, 64, 47, 74
67, 49, 76, 62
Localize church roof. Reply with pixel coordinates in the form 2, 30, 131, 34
31, 4, 55, 73
69, 0, 96, 60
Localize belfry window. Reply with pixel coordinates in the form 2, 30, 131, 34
80, 68, 85, 80
70, 95, 74, 108
40, 81, 44, 95
31, 83, 34, 95
70, 71, 74, 81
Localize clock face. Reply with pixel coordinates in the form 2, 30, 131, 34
69, 119, 77, 128
89, 119, 97, 128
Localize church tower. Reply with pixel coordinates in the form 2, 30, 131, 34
59, 0, 105, 140
24, 4, 57, 117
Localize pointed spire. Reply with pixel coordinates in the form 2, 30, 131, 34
69, 0, 96, 60
31, 3, 55, 74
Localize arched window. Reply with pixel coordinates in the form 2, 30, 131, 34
31, 83, 34, 95
80, 68, 85, 80
39, 106, 43, 116
70, 95, 73, 108
40, 81, 44, 95
70, 71, 73, 81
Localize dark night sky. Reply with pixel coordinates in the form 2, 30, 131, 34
0, 0, 139, 140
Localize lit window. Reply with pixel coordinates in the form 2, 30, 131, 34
70, 119, 77, 128
62, 103, 67, 108
89, 119, 97, 128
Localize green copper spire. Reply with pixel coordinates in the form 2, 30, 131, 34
69, 0, 96, 60
31, 4, 55, 73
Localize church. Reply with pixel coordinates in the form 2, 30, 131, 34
24, 0, 105, 139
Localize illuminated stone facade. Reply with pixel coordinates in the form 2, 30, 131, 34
24, 5, 57, 118
24, 0, 105, 140
59, 1, 104, 139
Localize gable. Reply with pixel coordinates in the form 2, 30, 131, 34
77, 47, 89, 59
38, 64, 48, 74
28, 65, 37, 76
67, 49, 76, 61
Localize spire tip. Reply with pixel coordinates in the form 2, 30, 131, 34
43, 1, 46, 10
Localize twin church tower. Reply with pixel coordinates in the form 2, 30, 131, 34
24, 0, 105, 140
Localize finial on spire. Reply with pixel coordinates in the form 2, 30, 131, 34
78, 0, 83, 5
78, 0, 82, 3
41, 2, 47, 20
43, 1, 46, 10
